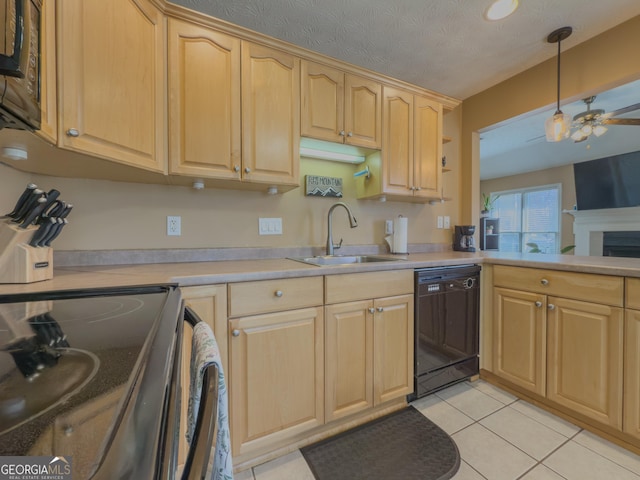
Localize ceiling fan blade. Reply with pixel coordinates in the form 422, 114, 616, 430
609, 103, 640, 117
603, 118, 640, 126
526, 134, 546, 142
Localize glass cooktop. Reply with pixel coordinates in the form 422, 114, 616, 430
0, 285, 179, 478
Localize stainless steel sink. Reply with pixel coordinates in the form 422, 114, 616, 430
289, 255, 402, 266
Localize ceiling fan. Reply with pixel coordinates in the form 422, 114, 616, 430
570, 95, 640, 143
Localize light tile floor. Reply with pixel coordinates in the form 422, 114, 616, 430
234, 380, 640, 480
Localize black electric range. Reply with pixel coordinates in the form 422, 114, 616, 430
0, 284, 183, 479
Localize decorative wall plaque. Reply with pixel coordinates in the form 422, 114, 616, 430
305, 175, 343, 197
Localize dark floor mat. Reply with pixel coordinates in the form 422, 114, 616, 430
301, 406, 460, 480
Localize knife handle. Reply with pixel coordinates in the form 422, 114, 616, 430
5, 183, 37, 218
44, 218, 68, 247
12, 189, 44, 223
19, 197, 48, 229
29, 217, 56, 247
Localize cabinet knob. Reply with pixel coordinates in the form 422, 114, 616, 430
66, 128, 79, 137
377, 307, 384, 312
233, 165, 241, 173
368, 307, 375, 314
548, 304, 556, 310
339, 130, 346, 137
244, 167, 251, 174
535, 301, 542, 308
347, 131, 353, 137
232, 329, 240, 337
274, 290, 283, 297
540, 278, 549, 286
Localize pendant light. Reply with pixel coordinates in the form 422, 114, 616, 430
544, 26, 573, 142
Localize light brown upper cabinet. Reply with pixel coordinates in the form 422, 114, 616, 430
301, 61, 382, 149
241, 42, 300, 187
37, 0, 56, 145
167, 19, 241, 180
413, 95, 443, 199
168, 28, 299, 189
357, 87, 443, 201
57, 0, 166, 172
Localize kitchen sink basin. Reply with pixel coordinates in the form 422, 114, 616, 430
289, 255, 403, 266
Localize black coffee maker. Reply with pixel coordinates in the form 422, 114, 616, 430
454, 225, 476, 252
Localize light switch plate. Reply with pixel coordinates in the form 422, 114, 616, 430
444, 216, 451, 229
259, 217, 283, 235
385, 220, 394, 234
437, 216, 443, 229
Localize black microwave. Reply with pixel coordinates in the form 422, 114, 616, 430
0, 0, 41, 131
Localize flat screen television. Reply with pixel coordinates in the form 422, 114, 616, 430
573, 150, 640, 210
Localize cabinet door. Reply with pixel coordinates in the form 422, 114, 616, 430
325, 301, 373, 421
373, 294, 414, 404
168, 19, 241, 179
58, 0, 166, 172
382, 87, 414, 196
547, 297, 623, 429
493, 288, 546, 396
344, 74, 381, 148
37, 0, 56, 144
625, 309, 640, 439
413, 95, 442, 199
178, 285, 228, 467
241, 42, 300, 186
229, 307, 324, 456
301, 61, 344, 143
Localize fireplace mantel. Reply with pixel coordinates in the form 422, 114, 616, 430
566, 206, 640, 256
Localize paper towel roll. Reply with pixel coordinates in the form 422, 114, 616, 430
393, 216, 408, 254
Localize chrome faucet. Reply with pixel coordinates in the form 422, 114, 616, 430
326, 202, 358, 256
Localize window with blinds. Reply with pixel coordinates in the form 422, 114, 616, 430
491, 185, 561, 253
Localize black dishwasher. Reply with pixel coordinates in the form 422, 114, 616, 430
411, 264, 481, 400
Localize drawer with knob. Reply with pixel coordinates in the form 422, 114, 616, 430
493, 265, 623, 307
228, 276, 323, 317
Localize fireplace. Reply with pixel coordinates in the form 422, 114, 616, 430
603, 231, 640, 258
566, 206, 640, 256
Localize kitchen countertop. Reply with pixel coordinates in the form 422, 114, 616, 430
3, 251, 640, 295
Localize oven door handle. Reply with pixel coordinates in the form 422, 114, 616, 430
182, 363, 219, 480
0, 0, 26, 78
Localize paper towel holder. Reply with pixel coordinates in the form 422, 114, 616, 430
353, 165, 370, 179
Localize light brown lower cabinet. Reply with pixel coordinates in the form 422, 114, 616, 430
493, 286, 623, 429
493, 287, 546, 396
625, 309, 640, 439
229, 307, 324, 457
324, 294, 414, 422
490, 266, 634, 445
178, 285, 228, 468
546, 296, 623, 429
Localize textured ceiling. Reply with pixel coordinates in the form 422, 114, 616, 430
171, 0, 640, 179
172, 0, 640, 100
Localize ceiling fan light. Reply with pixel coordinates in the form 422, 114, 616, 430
570, 130, 586, 142
593, 125, 608, 137
545, 112, 571, 142
581, 124, 593, 135
484, 0, 519, 21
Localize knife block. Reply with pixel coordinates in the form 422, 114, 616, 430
0, 221, 53, 283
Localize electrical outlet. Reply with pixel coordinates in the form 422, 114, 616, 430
437, 216, 443, 229
259, 217, 282, 235
167, 216, 181, 236
385, 220, 394, 235
444, 216, 451, 229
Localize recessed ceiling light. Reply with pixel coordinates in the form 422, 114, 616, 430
484, 0, 519, 21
